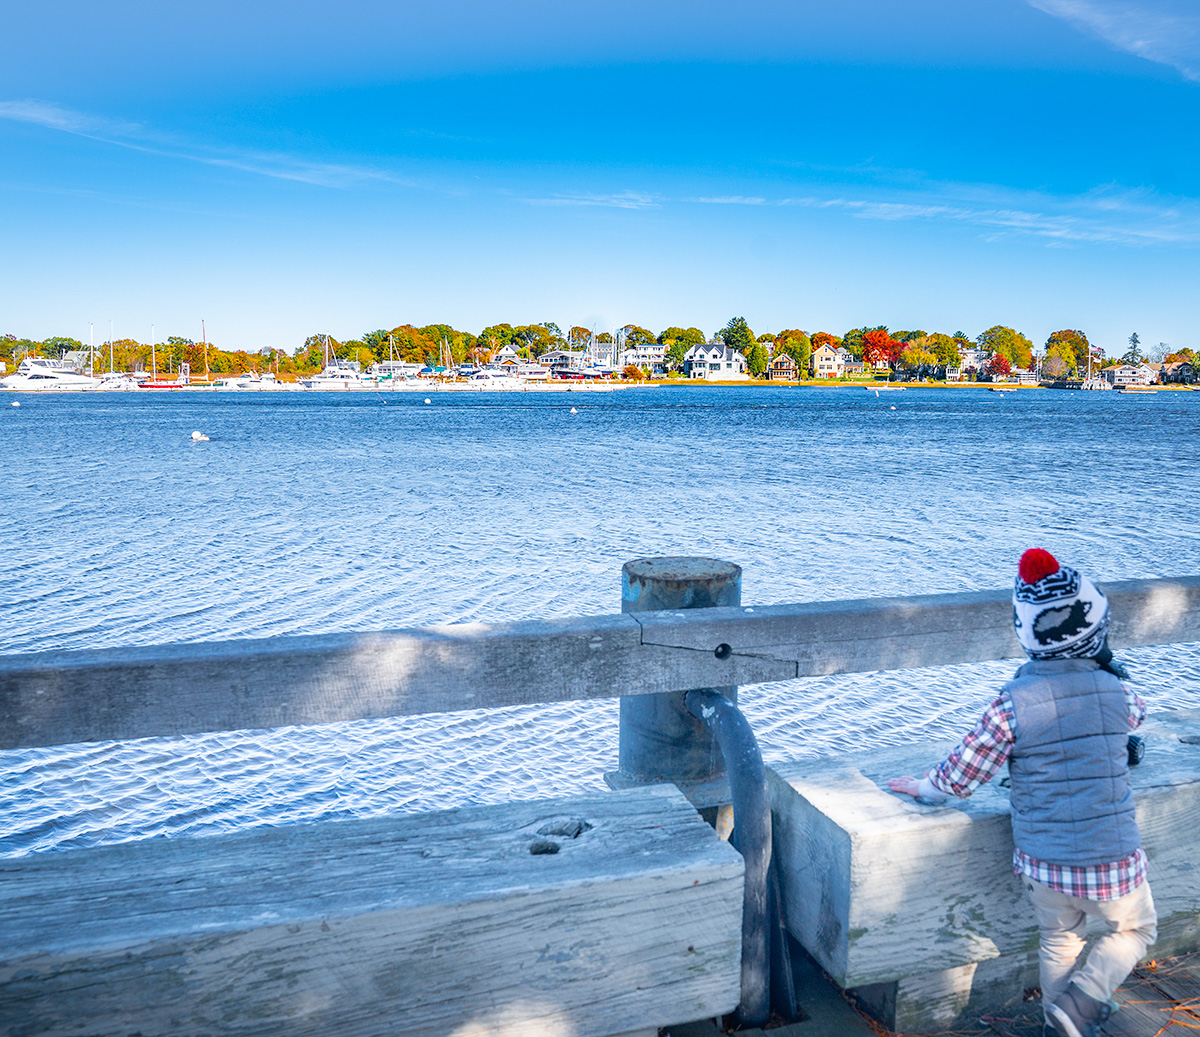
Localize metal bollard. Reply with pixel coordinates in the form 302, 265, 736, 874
608, 556, 742, 804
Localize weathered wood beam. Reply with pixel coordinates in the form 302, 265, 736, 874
2, 577, 1197, 750
767, 709, 1200, 1031
0, 784, 744, 1037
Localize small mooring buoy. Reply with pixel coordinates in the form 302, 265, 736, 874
890, 406, 896, 410
424, 398, 431, 404
191, 430, 209, 442
10, 401, 19, 408
570, 407, 578, 414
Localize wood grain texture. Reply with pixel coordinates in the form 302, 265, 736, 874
0, 784, 744, 1037
3, 577, 1197, 750
768, 710, 1200, 1016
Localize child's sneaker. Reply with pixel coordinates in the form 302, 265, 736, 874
1045, 984, 1114, 1037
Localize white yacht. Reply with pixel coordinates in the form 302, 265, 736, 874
369, 360, 424, 390
0, 357, 102, 392
212, 372, 282, 391
300, 359, 372, 390
464, 369, 523, 390
96, 371, 140, 391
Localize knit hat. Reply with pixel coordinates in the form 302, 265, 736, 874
1012, 548, 1109, 659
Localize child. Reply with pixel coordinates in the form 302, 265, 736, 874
888, 549, 1157, 1037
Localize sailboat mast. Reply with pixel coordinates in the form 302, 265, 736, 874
151, 324, 157, 379
89, 323, 94, 376
109, 320, 114, 374
202, 320, 209, 380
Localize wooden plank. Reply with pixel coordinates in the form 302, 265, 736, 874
0, 614, 797, 750
2, 576, 1197, 750
1104, 976, 1180, 1037
0, 784, 744, 1037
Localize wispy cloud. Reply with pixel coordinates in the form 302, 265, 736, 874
690, 182, 1200, 246
0, 98, 402, 189
1026, 0, 1200, 81
690, 195, 768, 205
525, 190, 659, 210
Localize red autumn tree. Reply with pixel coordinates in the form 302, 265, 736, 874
861, 328, 901, 368
987, 354, 1013, 376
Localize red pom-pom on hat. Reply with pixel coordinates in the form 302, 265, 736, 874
1019, 548, 1060, 585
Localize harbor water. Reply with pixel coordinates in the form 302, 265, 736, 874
2, 385, 1199, 856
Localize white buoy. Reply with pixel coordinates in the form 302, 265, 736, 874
890, 406, 896, 410
424, 398, 431, 404
10, 401, 19, 408
570, 407, 578, 414
191, 430, 209, 442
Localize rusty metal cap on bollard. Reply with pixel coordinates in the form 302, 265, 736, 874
622, 557, 742, 587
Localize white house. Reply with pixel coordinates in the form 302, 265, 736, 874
1102, 363, 1155, 388
683, 344, 748, 380
619, 343, 668, 376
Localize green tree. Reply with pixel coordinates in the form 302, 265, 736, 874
621, 324, 657, 345
977, 326, 1033, 368
925, 333, 963, 367
569, 326, 592, 348
1044, 330, 1090, 374
721, 316, 756, 354
747, 342, 769, 377
899, 343, 937, 379
658, 326, 705, 347
479, 324, 516, 349
775, 329, 812, 374
1122, 332, 1143, 366
665, 340, 689, 371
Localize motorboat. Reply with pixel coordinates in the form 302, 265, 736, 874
988, 386, 1018, 393
140, 362, 191, 390
212, 372, 282, 391
464, 370, 523, 390
0, 356, 102, 392
300, 359, 372, 390
96, 371, 140, 391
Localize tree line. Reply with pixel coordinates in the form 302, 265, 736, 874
3, 322, 1193, 380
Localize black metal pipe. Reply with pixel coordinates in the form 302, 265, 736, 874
685, 688, 771, 1028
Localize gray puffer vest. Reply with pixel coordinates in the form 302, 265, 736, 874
1006, 658, 1141, 867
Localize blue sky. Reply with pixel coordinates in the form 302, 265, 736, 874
2, 0, 1198, 355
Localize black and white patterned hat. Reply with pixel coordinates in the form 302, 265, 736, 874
1012, 548, 1109, 659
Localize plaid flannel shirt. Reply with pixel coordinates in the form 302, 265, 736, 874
927, 685, 1148, 901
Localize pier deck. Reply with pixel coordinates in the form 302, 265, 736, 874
665, 950, 1200, 1037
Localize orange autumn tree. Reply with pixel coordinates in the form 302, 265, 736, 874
861, 328, 902, 374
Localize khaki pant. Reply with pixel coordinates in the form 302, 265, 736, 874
1024, 877, 1158, 1005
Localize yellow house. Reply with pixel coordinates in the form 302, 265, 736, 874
811, 343, 844, 378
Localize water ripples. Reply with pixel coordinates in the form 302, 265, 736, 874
1, 387, 1198, 855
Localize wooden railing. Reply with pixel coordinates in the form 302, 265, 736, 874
3, 575, 1199, 1037
3, 576, 1199, 750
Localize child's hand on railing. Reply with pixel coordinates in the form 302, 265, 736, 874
888, 775, 921, 797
